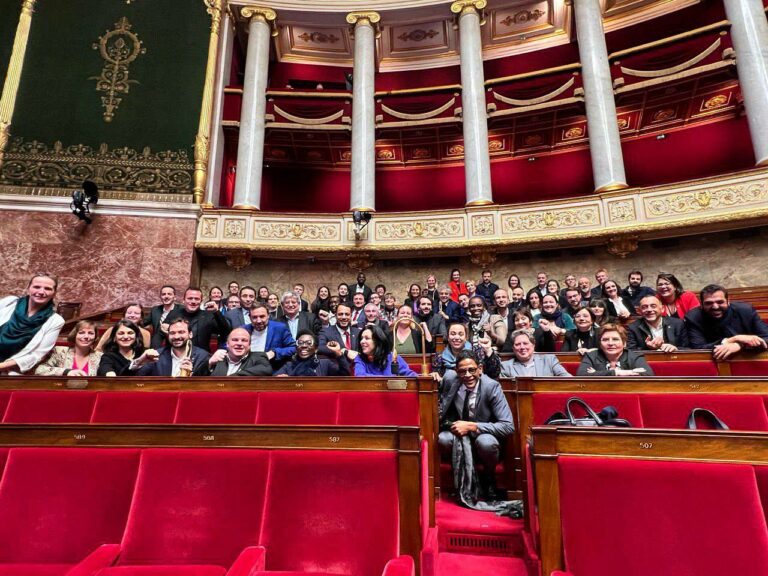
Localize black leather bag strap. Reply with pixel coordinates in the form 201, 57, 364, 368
687, 408, 730, 430
566, 397, 603, 426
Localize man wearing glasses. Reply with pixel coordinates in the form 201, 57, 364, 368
438, 350, 514, 501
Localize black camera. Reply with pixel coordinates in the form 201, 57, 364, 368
71, 180, 99, 224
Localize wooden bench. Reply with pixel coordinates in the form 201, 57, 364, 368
530, 427, 768, 576
0, 424, 421, 576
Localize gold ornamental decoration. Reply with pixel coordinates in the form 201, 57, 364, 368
605, 235, 639, 258
91, 17, 146, 122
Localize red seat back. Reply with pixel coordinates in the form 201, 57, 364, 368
337, 392, 419, 426
728, 360, 768, 376
532, 393, 644, 427
648, 360, 718, 376
261, 450, 400, 576
118, 449, 268, 567
3, 391, 96, 423
91, 391, 178, 424
0, 392, 11, 421
0, 448, 140, 563
256, 392, 338, 425
175, 392, 259, 424
558, 457, 768, 576
639, 394, 768, 430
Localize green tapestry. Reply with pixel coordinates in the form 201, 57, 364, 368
1, 0, 210, 196
0, 0, 20, 87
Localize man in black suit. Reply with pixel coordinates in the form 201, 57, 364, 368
208, 327, 272, 376
135, 318, 210, 376
225, 286, 255, 328
685, 284, 768, 360
348, 272, 372, 302
436, 285, 462, 323
144, 285, 182, 348
627, 295, 688, 352
165, 287, 230, 353
474, 270, 500, 307
318, 303, 361, 361
279, 292, 321, 339
438, 350, 514, 500
292, 283, 310, 312
416, 296, 447, 341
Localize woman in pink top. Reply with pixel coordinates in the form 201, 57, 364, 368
655, 273, 700, 319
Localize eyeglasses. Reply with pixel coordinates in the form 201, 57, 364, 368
457, 367, 478, 375
296, 340, 315, 347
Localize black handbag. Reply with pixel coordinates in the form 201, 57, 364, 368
545, 397, 632, 428
687, 408, 729, 430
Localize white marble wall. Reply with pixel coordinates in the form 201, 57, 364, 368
198, 229, 768, 302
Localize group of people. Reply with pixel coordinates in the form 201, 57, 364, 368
1, 268, 767, 502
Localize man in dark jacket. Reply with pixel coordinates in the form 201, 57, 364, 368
685, 284, 768, 360
208, 328, 272, 376
136, 318, 210, 376
144, 285, 182, 348
627, 295, 688, 351
165, 287, 230, 353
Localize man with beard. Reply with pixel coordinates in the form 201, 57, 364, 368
488, 289, 515, 351
621, 270, 655, 309
244, 304, 296, 367
135, 318, 210, 376
685, 284, 768, 360
563, 287, 584, 318
318, 303, 360, 361
475, 270, 500, 307
165, 287, 230, 353
348, 272, 372, 302
509, 286, 525, 311
144, 285, 182, 348
416, 296, 447, 341
208, 327, 272, 376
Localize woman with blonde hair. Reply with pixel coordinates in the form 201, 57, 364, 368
35, 320, 102, 376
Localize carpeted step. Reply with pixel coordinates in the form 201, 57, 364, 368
436, 499, 526, 556
436, 552, 530, 576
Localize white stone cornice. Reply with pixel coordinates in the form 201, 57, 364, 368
0, 193, 201, 220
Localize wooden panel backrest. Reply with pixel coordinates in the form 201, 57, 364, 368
0, 424, 422, 571
530, 426, 768, 576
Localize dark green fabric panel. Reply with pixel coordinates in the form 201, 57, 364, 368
0, 0, 20, 86
12, 0, 209, 152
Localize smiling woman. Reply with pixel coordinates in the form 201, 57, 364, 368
0, 274, 65, 374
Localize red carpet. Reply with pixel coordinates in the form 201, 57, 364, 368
436, 498, 525, 535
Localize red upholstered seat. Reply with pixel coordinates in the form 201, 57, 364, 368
260, 450, 400, 576
0, 564, 73, 575
109, 449, 268, 572
91, 392, 178, 424
532, 393, 644, 427
561, 363, 580, 376
256, 392, 338, 425
95, 566, 225, 575
728, 360, 768, 376
337, 392, 419, 426
0, 448, 139, 573
647, 360, 718, 376
755, 466, 768, 525
558, 457, 768, 576
639, 393, 768, 430
174, 392, 259, 424
0, 392, 11, 421
3, 391, 96, 423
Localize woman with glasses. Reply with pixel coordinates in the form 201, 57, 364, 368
275, 331, 349, 376
655, 273, 700, 319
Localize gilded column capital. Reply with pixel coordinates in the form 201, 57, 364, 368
346, 11, 381, 37
20, 0, 37, 16
241, 6, 278, 36
450, 0, 487, 16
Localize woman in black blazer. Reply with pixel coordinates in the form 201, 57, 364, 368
561, 307, 599, 355
577, 323, 655, 376
602, 280, 636, 321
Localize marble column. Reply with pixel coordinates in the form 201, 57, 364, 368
451, 0, 493, 206
0, 0, 38, 167
722, 0, 768, 165
346, 11, 380, 212
574, 0, 627, 192
232, 6, 276, 210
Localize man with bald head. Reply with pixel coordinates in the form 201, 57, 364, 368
208, 327, 272, 376
627, 295, 688, 352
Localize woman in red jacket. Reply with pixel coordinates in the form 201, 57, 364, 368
655, 273, 700, 319
448, 268, 469, 303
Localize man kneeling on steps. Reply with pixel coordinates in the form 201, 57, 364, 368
438, 350, 514, 502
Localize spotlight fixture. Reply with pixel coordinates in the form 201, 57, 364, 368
70, 180, 99, 225
352, 210, 372, 241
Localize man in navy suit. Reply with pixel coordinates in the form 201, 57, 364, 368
318, 303, 360, 363
224, 286, 255, 328
685, 284, 768, 360
243, 303, 296, 366
435, 285, 462, 323
135, 318, 210, 376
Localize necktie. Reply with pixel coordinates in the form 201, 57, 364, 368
461, 390, 471, 421
344, 330, 351, 349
